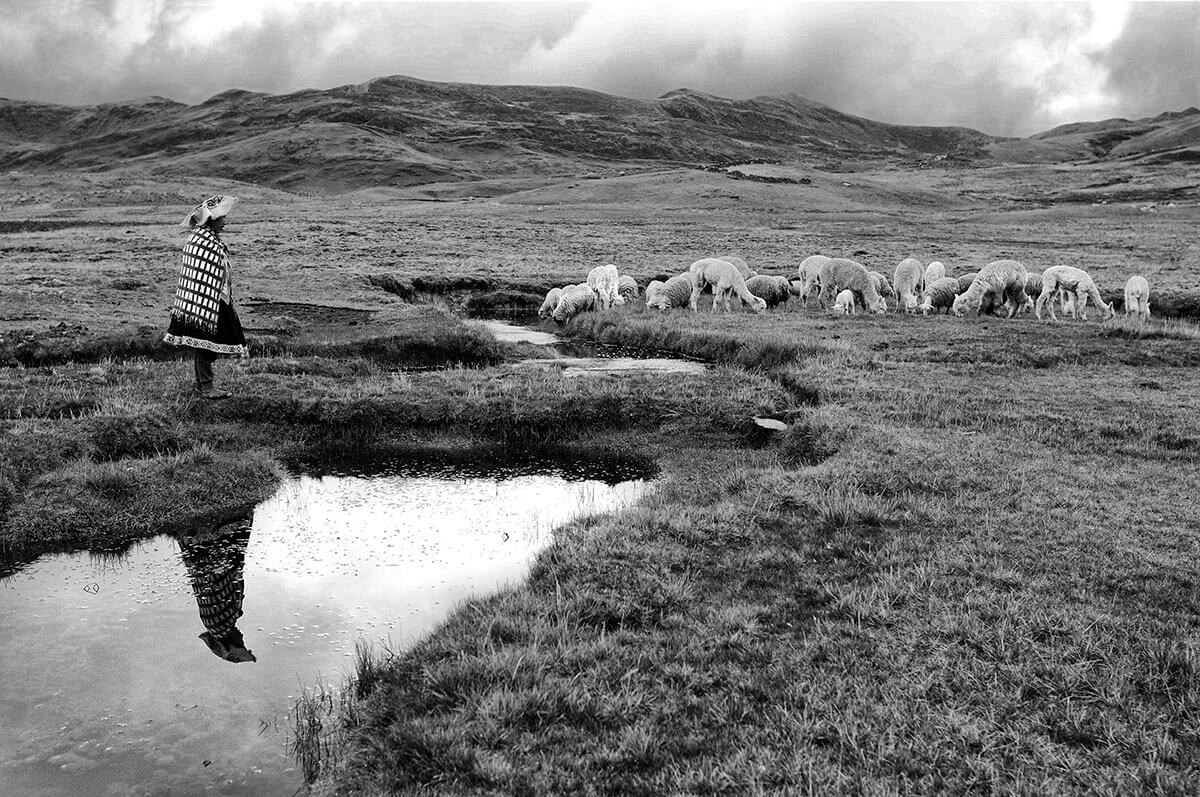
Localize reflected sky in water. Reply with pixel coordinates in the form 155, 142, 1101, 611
0, 458, 649, 796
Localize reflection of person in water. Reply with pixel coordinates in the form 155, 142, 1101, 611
178, 519, 257, 663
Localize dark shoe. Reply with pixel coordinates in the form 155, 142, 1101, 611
194, 388, 231, 400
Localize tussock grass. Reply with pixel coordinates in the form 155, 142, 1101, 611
1102, 315, 1200, 341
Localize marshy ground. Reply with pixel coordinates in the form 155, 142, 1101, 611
2, 163, 1200, 793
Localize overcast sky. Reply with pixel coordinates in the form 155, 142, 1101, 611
1, 1, 1197, 137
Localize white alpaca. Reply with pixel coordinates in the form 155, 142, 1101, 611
538, 287, 563, 318
796, 254, 832, 306
952, 260, 1031, 318
715, 254, 754, 280
1035, 265, 1114, 321
689, 258, 767, 313
645, 272, 695, 311
745, 275, 792, 309
919, 277, 960, 315
924, 261, 946, 286
818, 258, 887, 313
831, 289, 857, 315
1124, 275, 1151, 321
586, 263, 620, 309
551, 283, 597, 323
893, 258, 924, 313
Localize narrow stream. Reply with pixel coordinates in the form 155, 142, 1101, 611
477, 318, 709, 376
0, 451, 653, 796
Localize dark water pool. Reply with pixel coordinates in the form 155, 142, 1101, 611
0, 452, 653, 796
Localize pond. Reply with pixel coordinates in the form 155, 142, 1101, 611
0, 450, 654, 796
477, 318, 709, 377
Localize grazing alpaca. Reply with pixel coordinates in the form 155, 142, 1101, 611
818, 258, 887, 313
538, 287, 563, 318
831, 289, 856, 315
689, 258, 767, 313
894, 257, 924, 313
919, 277, 960, 315
586, 263, 621, 309
1035, 265, 1114, 321
951, 260, 1030, 318
796, 254, 833, 307
1124, 275, 1151, 321
924, 261, 946, 286
645, 272, 695, 311
745, 275, 792, 309
617, 275, 640, 303
551, 283, 597, 323
715, 254, 754, 280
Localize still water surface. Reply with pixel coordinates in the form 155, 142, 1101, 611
0, 453, 652, 796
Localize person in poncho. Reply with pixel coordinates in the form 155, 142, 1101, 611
164, 195, 248, 399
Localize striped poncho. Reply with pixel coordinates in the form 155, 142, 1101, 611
163, 226, 248, 356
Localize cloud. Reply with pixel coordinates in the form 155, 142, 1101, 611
0, 1, 1196, 138
1097, 2, 1200, 118
507, 2, 1149, 136
0, 1, 585, 104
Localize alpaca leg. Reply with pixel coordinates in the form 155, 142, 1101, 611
690, 283, 703, 312
1035, 287, 1055, 321
1077, 290, 1090, 321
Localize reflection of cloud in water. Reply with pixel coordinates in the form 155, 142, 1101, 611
248, 473, 645, 603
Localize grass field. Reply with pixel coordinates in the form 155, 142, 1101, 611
2, 163, 1199, 792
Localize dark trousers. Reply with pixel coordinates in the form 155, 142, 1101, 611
193, 348, 217, 391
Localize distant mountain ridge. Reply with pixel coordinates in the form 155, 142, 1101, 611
1, 75, 1197, 192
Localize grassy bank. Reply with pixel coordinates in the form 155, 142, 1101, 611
306, 306, 1200, 794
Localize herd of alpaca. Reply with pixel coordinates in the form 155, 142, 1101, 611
536, 256, 1153, 324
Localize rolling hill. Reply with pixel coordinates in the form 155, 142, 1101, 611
1, 75, 1197, 193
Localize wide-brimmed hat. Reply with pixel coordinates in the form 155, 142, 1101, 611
181, 195, 238, 228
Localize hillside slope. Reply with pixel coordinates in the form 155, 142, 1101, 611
1, 76, 1197, 193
